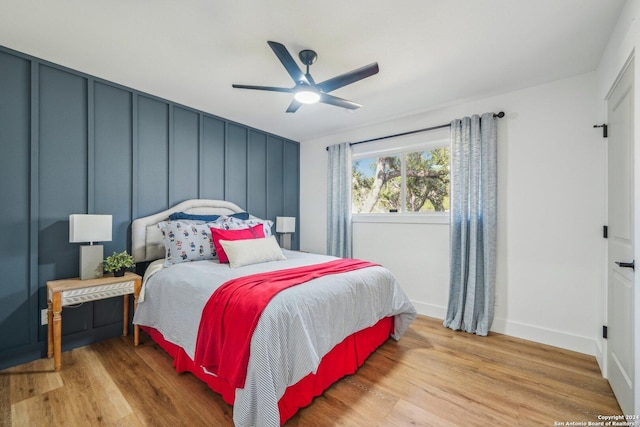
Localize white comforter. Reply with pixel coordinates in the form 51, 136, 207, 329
133, 250, 416, 427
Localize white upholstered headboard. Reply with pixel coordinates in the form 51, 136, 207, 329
131, 199, 247, 262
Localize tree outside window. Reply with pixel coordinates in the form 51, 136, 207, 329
352, 147, 450, 213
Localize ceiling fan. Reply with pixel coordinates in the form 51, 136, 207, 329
232, 41, 379, 113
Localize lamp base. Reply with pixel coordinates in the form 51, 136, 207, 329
79, 245, 104, 280
279, 234, 292, 250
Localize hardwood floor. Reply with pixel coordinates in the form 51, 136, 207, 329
1, 316, 621, 426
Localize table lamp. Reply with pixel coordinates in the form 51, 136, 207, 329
275, 216, 296, 250
69, 214, 112, 280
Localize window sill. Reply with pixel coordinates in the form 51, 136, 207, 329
352, 213, 450, 225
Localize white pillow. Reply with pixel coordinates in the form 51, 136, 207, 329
219, 236, 286, 268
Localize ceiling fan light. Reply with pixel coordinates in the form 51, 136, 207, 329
294, 89, 320, 104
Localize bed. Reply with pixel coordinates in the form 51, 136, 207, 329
131, 199, 417, 426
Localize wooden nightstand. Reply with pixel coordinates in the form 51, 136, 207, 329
46, 272, 142, 371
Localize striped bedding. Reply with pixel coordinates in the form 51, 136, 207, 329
133, 250, 416, 426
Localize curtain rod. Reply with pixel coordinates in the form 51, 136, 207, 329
325, 111, 505, 151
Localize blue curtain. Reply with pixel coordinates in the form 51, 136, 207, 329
444, 113, 497, 336
327, 142, 352, 258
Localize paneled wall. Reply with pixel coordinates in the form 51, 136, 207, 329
0, 46, 300, 370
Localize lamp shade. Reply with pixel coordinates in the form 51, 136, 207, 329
275, 216, 296, 234
69, 214, 112, 243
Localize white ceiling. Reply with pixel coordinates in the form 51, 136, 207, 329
0, 0, 626, 142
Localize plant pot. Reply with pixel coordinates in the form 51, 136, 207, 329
113, 269, 125, 277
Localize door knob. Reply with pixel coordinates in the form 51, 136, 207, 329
615, 260, 635, 271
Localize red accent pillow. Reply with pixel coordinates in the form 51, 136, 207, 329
210, 224, 265, 263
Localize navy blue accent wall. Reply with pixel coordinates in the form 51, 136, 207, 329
0, 46, 300, 370
0, 52, 31, 354
284, 142, 301, 250
248, 131, 268, 220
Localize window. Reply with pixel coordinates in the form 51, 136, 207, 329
352, 145, 450, 214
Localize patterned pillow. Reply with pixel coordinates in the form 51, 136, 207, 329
211, 215, 274, 237
158, 220, 218, 266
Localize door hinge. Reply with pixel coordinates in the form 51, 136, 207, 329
603, 325, 608, 339
603, 225, 608, 238
593, 124, 608, 138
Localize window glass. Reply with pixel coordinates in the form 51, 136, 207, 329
352, 155, 401, 213
352, 147, 449, 214
405, 148, 450, 212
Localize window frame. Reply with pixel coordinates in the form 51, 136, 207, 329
351, 131, 450, 224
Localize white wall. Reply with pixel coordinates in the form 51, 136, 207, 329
300, 71, 605, 356
596, 0, 640, 411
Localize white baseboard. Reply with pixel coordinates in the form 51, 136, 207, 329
490, 317, 597, 356
411, 300, 447, 320
595, 337, 607, 377
411, 299, 598, 357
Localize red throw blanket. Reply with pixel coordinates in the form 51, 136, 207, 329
193, 258, 378, 389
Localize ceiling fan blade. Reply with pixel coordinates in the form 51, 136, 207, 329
319, 93, 362, 110
286, 99, 302, 113
317, 62, 379, 93
232, 84, 293, 93
305, 73, 316, 86
267, 41, 309, 85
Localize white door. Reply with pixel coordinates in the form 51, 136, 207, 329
607, 61, 635, 415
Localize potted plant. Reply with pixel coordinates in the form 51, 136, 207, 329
104, 250, 135, 277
